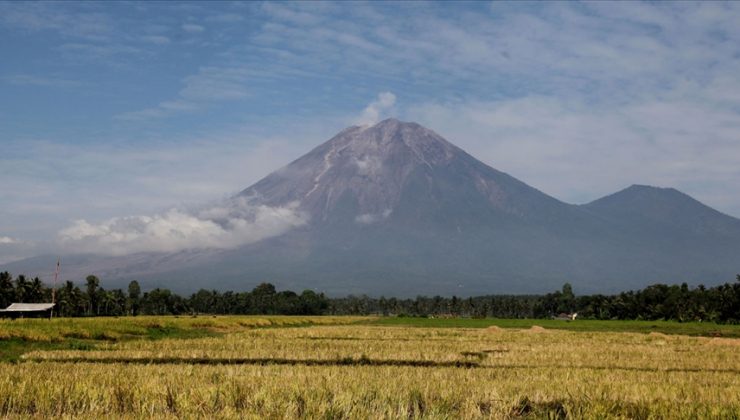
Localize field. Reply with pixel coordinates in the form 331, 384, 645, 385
1, 316, 739, 418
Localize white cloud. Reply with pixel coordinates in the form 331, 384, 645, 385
0, 122, 328, 252
0, 236, 41, 265
261, 2, 322, 25
4, 74, 81, 88
58, 198, 307, 256
141, 35, 170, 45
180, 66, 249, 100
59, 42, 142, 59
406, 94, 740, 213
356, 92, 396, 126
181, 23, 204, 33
353, 155, 383, 177
0, 105, 349, 265
0, 2, 114, 41
355, 209, 392, 224
116, 66, 249, 120
4, 0, 740, 265
205, 13, 244, 23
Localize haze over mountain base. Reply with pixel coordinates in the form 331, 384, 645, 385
4, 119, 740, 296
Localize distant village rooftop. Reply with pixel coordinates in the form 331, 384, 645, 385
0, 303, 55, 318
1, 303, 55, 312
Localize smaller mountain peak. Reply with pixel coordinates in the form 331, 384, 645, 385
623, 184, 682, 196
587, 184, 703, 211
627, 184, 668, 191
627, 184, 653, 190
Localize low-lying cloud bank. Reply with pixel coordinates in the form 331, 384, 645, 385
355, 209, 392, 225
57, 198, 307, 256
0, 236, 16, 244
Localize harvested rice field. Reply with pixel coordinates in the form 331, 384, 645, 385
1, 316, 739, 418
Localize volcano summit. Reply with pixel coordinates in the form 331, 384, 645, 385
5, 119, 740, 295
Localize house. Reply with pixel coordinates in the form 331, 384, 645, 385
554, 312, 578, 321
0, 303, 55, 319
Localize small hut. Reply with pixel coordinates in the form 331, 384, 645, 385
554, 312, 578, 321
0, 303, 55, 319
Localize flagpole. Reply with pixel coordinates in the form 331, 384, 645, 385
51, 258, 60, 319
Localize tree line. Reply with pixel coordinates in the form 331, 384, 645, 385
1, 271, 739, 323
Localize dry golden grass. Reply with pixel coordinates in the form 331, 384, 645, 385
1, 321, 738, 418
0, 315, 371, 342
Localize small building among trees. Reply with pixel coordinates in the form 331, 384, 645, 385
0, 303, 55, 319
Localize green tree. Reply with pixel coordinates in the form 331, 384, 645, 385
15, 275, 31, 302
299, 290, 328, 315
56, 281, 76, 317
558, 283, 576, 313
189, 289, 217, 314
252, 283, 276, 314
112, 289, 127, 315
140, 288, 187, 315
72, 285, 87, 316
28, 277, 45, 302
449, 296, 460, 315
127, 280, 141, 316
85, 275, 100, 315
0, 272, 14, 308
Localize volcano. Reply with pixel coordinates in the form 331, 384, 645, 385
4, 119, 740, 295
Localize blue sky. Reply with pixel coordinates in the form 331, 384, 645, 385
2, 1, 740, 262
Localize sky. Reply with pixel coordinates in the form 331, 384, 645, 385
2, 1, 740, 263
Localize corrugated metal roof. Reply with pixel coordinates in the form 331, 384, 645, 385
0, 303, 55, 312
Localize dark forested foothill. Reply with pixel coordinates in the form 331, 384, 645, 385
0, 271, 738, 323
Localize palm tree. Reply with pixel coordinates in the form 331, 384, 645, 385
0, 271, 14, 308
15, 275, 31, 302
85, 275, 100, 315
29, 277, 44, 302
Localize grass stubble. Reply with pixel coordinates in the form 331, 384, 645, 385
0, 316, 738, 418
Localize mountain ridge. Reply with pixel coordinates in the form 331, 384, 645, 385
2, 119, 739, 296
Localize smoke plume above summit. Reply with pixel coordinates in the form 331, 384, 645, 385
356, 92, 396, 126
